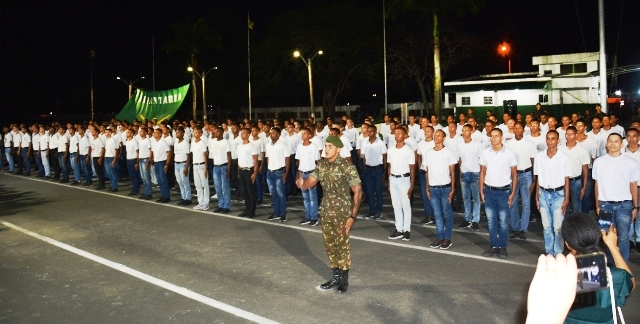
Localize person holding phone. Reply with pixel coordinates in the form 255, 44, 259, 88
561, 213, 636, 323
593, 132, 639, 261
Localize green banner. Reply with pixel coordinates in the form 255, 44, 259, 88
116, 84, 190, 122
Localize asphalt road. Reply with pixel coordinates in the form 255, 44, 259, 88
1, 172, 639, 323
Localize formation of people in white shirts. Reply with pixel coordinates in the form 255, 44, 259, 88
2, 105, 639, 260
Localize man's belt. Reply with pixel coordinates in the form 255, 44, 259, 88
542, 186, 564, 192
485, 184, 510, 190
517, 167, 532, 173
240, 167, 253, 171
430, 184, 451, 189
569, 176, 581, 182
269, 167, 285, 172
390, 173, 410, 178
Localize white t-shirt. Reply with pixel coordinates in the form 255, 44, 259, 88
32, 133, 40, 151
3, 132, 12, 148
534, 150, 572, 189
417, 140, 436, 171
361, 138, 387, 166
265, 140, 290, 170
237, 142, 258, 168
443, 135, 460, 158
78, 135, 90, 155
525, 134, 547, 153
592, 154, 640, 201
387, 144, 415, 175
209, 138, 231, 165
12, 132, 22, 148
425, 147, 457, 186
558, 144, 590, 178
173, 139, 190, 163
229, 134, 242, 159
250, 137, 265, 161
190, 139, 208, 164
68, 134, 80, 153
479, 146, 518, 187
295, 143, 320, 172
162, 134, 174, 148
20, 133, 31, 148
151, 138, 170, 162
125, 138, 139, 160
138, 138, 151, 159
57, 133, 69, 152
104, 136, 120, 158
456, 139, 482, 173
284, 133, 301, 156
91, 136, 105, 157
623, 147, 640, 186
576, 136, 598, 168
587, 129, 608, 158
504, 137, 537, 170
404, 137, 418, 152
39, 133, 49, 150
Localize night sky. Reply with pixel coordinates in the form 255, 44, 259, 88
1, 0, 638, 123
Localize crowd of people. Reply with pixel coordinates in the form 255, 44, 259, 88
1, 103, 640, 261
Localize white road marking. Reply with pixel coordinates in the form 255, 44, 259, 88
3, 173, 536, 268
1, 221, 280, 324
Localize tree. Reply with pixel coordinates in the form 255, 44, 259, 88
388, 14, 476, 112
387, 0, 483, 117
252, 2, 380, 117
163, 19, 222, 119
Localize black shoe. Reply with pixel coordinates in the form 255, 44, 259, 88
429, 239, 443, 248
439, 239, 452, 250
71, 181, 80, 186
177, 200, 187, 206
472, 222, 480, 231
156, 198, 170, 203
222, 208, 230, 214
213, 207, 224, 212
246, 213, 255, 218
402, 231, 411, 241
388, 230, 403, 240
256, 200, 263, 205
128, 190, 138, 196
365, 212, 376, 219
183, 199, 192, 206
509, 231, 519, 239
458, 221, 471, 229
96, 186, 105, 190
498, 248, 508, 259
300, 218, 311, 225
138, 195, 147, 199
420, 216, 434, 225
144, 195, 152, 200
110, 188, 118, 192
280, 215, 287, 222
238, 211, 248, 217
309, 220, 318, 226
483, 247, 499, 257
319, 269, 341, 291
335, 269, 349, 294
519, 231, 527, 240
371, 213, 382, 220
267, 214, 280, 221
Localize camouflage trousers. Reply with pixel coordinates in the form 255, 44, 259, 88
321, 218, 351, 270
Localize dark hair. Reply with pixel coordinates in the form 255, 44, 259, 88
561, 213, 601, 254
566, 126, 577, 133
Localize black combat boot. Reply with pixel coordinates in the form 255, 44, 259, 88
335, 269, 349, 294
319, 268, 341, 290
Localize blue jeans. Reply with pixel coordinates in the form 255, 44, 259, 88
174, 162, 191, 200
431, 186, 454, 240
58, 152, 69, 180
599, 200, 633, 261
69, 153, 81, 182
254, 160, 264, 202
418, 171, 434, 217
213, 165, 231, 209
461, 172, 481, 223
139, 158, 152, 195
581, 169, 594, 212
21, 148, 31, 175
104, 157, 118, 189
539, 189, 566, 256
34, 151, 44, 176
4, 147, 14, 172
566, 178, 584, 216
485, 187, 510, 248
301, 172, 318, 220
364, 166, 384, 214
79, 155, 91, 185
127, 159, 141, 193
630, 219, 640, 243
154, 160, 170, 199
266, 168, 287, 216
509, 171, 532, 232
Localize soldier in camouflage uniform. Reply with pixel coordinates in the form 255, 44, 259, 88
297, 135, 362, 294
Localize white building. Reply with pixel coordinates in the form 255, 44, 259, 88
443, 52, 602, 119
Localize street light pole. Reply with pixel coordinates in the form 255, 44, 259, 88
188, 67, 217, 121
117, 76, 145, 98
294, 50, 323, 118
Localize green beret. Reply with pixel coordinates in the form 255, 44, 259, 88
325, 135, 343, 148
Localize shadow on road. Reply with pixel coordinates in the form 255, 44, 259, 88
266, 225, 328, 278
0, 183, 50, 218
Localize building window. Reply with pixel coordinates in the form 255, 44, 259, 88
483, 96, 493, 105
544, 70, 552, 75
461, 97, 470, 105
538, 94, 548, 103
448, 93, 456, 106
560, 63, 588, 74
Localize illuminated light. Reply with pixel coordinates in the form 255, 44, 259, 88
293, 51, 300, 58
187, 67, 194, 72
614, 90, 622, 96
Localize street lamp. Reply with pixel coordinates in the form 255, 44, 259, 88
117, 76, 145, 98
498, 42, 511, 74
188, 66, 218, 121
293, 50, 323, 118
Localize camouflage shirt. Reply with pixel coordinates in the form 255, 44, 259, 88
310, 156, 361, 222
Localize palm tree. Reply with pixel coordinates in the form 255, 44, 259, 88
387, 0, 483, 118
163, 19, 222, 119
